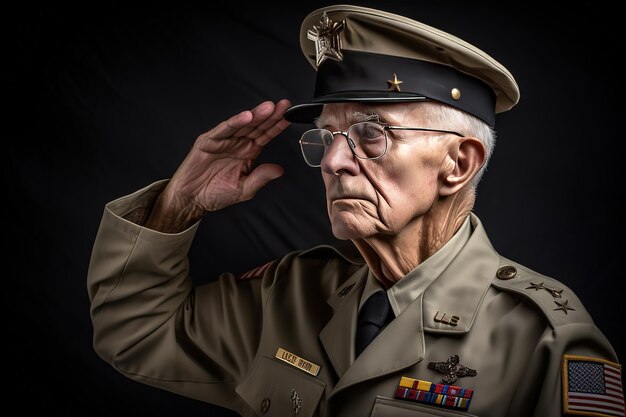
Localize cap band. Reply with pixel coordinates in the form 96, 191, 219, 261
286, 50, 496, 126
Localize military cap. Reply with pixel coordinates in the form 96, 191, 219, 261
284, 4, 520, 126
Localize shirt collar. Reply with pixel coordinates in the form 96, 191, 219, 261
358, 215, 473, 316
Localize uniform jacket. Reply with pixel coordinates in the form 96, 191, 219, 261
88, 181, 621, 417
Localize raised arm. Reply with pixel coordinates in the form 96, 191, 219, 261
87, 100, 290, 411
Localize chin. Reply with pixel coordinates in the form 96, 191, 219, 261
331, 224, 359, 240
330, 213, 371, 240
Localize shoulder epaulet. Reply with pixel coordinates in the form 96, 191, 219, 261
490, 257, 594, 328
236, 241, 364, 281
297, 240, 365, 265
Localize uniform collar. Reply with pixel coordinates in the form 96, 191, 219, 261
324, 214, 499, 335
390, 215, 472, 316
354, 214, 498, 335
319, 214, 499, 393
320, 214, 499, 398
421, 213, 499, 334
357, 270, 385, 313
355, 216, 473, 317
358, 214, 488, 333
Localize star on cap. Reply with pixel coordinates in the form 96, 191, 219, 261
554, 299, 575, 314
307, 12, 345, 66
387, 73, 403, 92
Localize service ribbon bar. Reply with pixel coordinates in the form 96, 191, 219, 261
395, 376, 474, 411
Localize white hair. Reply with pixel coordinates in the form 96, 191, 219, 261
421, 102, 496, 190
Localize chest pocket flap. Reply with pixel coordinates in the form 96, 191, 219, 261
236, 356, 326, 417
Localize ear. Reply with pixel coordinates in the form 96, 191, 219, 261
439, 136, 486, 197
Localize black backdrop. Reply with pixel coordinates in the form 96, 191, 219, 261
7, 2, 625, 415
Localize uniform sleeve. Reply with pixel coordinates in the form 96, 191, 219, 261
87, 181, 274, 414
491, 261, 623, 417
509, 322, 621, 417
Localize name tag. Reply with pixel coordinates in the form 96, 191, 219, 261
275, 347, 321, 376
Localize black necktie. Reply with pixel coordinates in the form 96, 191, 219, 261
355, 290, 394, 357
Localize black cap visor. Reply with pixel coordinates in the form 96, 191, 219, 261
285, 92, 430, 123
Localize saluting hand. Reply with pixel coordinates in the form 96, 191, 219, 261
145, 100, 291, 233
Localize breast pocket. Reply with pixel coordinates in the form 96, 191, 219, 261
236, 356, 326, 417
371, 396, 478, 417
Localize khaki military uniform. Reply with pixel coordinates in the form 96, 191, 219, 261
88, 181, 621, 416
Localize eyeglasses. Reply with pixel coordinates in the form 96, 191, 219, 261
299, 121, 464, 167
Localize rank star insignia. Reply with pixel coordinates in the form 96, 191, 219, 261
526, 281, 545, 291
428, 355, 478, 384
307, 12, 345, 66
554, 299, 575, 314
526, 281, 563, 298
387, 73, 403, 92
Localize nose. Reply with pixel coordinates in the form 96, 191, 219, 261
321, 132, 361, 176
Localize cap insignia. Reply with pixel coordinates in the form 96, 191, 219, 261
307, 12, 345, 66
387, 73, 403, 92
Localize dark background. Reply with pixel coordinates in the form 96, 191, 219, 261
6, 1, 624, 415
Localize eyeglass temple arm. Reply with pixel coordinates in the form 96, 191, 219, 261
385, 125, 464, 137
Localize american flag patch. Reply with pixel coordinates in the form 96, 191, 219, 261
395, 376, 473, 411
563, 354, 624, 416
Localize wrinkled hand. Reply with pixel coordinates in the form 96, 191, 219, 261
145, 100, 291, 232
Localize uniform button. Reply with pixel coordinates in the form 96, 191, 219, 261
497, 266, 517, 280
260, 397, 271, 414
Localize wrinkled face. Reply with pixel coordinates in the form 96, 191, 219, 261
317, 102, 454, 240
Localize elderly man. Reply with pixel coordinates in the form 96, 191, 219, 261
88, 5, 622, 417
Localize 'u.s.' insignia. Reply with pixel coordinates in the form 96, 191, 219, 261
395, 376, 474, 411
562, 354, 624, 416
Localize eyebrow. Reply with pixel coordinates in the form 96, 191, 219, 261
352, 111, 380, 123
315, 107, 394, 128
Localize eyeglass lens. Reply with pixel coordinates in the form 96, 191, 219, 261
299, 122, 387, 166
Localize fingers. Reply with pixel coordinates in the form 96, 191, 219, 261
201, 100, 290, 143
198, 99, 291, 156
251, 99, 292, 146
233, 101, 280, 138
237, 99, 291, 141
201, 101, 275, 141
205, 109, 255, 140
241, 163, 284, 200
254, 118, 290, 147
